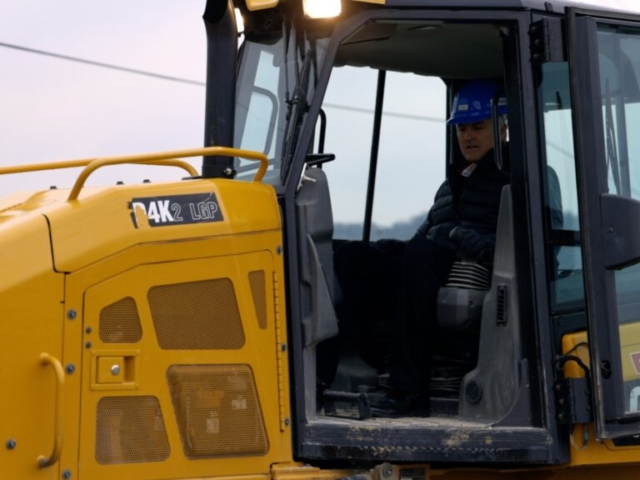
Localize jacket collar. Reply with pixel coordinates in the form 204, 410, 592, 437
455, 144, 509, 177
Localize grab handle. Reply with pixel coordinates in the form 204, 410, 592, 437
68, 146, 268, 201
37, 353, 65, 468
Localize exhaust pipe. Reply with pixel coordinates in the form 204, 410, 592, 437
202, 0, 237, 178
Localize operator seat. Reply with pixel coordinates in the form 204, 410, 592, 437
435, 138, 510, 329
431, 142, 510, 396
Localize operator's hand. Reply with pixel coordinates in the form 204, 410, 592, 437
449, 226, 494, 264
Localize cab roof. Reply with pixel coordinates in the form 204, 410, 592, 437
333, 0, 639, 79
245, 0, 640, 16
374, 0, 640, 15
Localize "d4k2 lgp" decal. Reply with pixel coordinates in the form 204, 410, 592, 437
130, 193, 224, 228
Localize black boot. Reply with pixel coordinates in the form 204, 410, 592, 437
370, 390, 428, 417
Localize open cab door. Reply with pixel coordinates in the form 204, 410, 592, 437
568, 7, 640, 439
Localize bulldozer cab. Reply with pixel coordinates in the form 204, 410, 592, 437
229, 0, 640, 466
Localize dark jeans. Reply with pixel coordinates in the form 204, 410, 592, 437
325, 235, 456, 395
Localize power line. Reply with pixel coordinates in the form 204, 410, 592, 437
0, 41, 442, 122
0, 41, 206, 87
324, 102, 443, 123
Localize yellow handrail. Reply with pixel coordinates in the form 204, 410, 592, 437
67, 146, 268, 201
37, 353, 65, 469
0, 158, 197, 177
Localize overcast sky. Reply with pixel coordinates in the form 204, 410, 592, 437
0, 0, 207, 194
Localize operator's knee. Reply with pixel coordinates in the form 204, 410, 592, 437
403, 236, 455, 284
403, 236, 431, 268
334, 241, 367, 273
334, 241, 376, 290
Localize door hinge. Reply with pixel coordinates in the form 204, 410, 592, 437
529, 19, 550, 65
555, 377, 593, 425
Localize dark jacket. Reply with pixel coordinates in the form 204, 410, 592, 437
414, 148, 510, 254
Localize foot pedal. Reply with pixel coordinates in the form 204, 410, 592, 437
323, 390, 372, 420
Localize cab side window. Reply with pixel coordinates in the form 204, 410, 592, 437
320, 67, 446, 240
540, 32, 640, 321
318, 66, 377, 240
372, 72, 446, 240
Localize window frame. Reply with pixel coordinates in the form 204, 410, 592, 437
568, 6, 640, 439
281, 6, 565, 464
321, 66, 450, 243
535, 59, 586, 315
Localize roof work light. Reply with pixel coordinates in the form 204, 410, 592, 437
303, 0, 341, 19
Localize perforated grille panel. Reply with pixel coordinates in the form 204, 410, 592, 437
100, 297, 142, 343
148, 279, 245, 350
167, 365, 269, 458
95, 396, 170, 464
249, 270, 267, 330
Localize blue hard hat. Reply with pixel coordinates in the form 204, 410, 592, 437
446, 80, 507, 125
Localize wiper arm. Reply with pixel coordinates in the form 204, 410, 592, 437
604, 79, 622, 195
281, 52, 312, 181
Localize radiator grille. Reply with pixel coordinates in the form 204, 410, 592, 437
95, 396, 170, 464
249, 270, 267, 330
148, 278, 245, 350
167, 364, 269, 458
99, 297, 142, 343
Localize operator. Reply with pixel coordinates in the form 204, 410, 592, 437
326, 80, 511, 417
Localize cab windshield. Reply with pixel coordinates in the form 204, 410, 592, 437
234, 27, 329, 185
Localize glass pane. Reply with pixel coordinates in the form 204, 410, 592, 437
242, 90, 277, 154
234, 34, 329, 185
597, 26, 640, 414
371, 73, 446, 241
552, 246, 585, 311
539, 62, 585, 312
321, 66, 378, 240
539, 63, 579, 232
235, 41, 285, 183
321, 71, 446, 241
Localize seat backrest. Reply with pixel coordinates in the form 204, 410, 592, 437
295, 167, 339, 347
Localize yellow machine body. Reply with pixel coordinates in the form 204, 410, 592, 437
0, 169, 292, 479
4, 165, 640, 479
559, 329, 640, 471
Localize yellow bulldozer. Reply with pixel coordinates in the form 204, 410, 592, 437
4, 0, 640, 478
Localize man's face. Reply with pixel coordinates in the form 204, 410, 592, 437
455, 118, 500, 163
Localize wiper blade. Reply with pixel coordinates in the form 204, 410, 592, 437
281, 52, 312, 180
604, 79, 622, 195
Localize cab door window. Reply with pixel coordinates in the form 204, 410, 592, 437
596, 26, 640, 413
538, 62, 585, 312
570, 14, 640, 430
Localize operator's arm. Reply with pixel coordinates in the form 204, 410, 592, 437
414, 215, 431, 240
412, 178, 450, 240
449, 227, 495, 264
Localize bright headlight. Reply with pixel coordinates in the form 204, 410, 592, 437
303, 0, 341, 19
